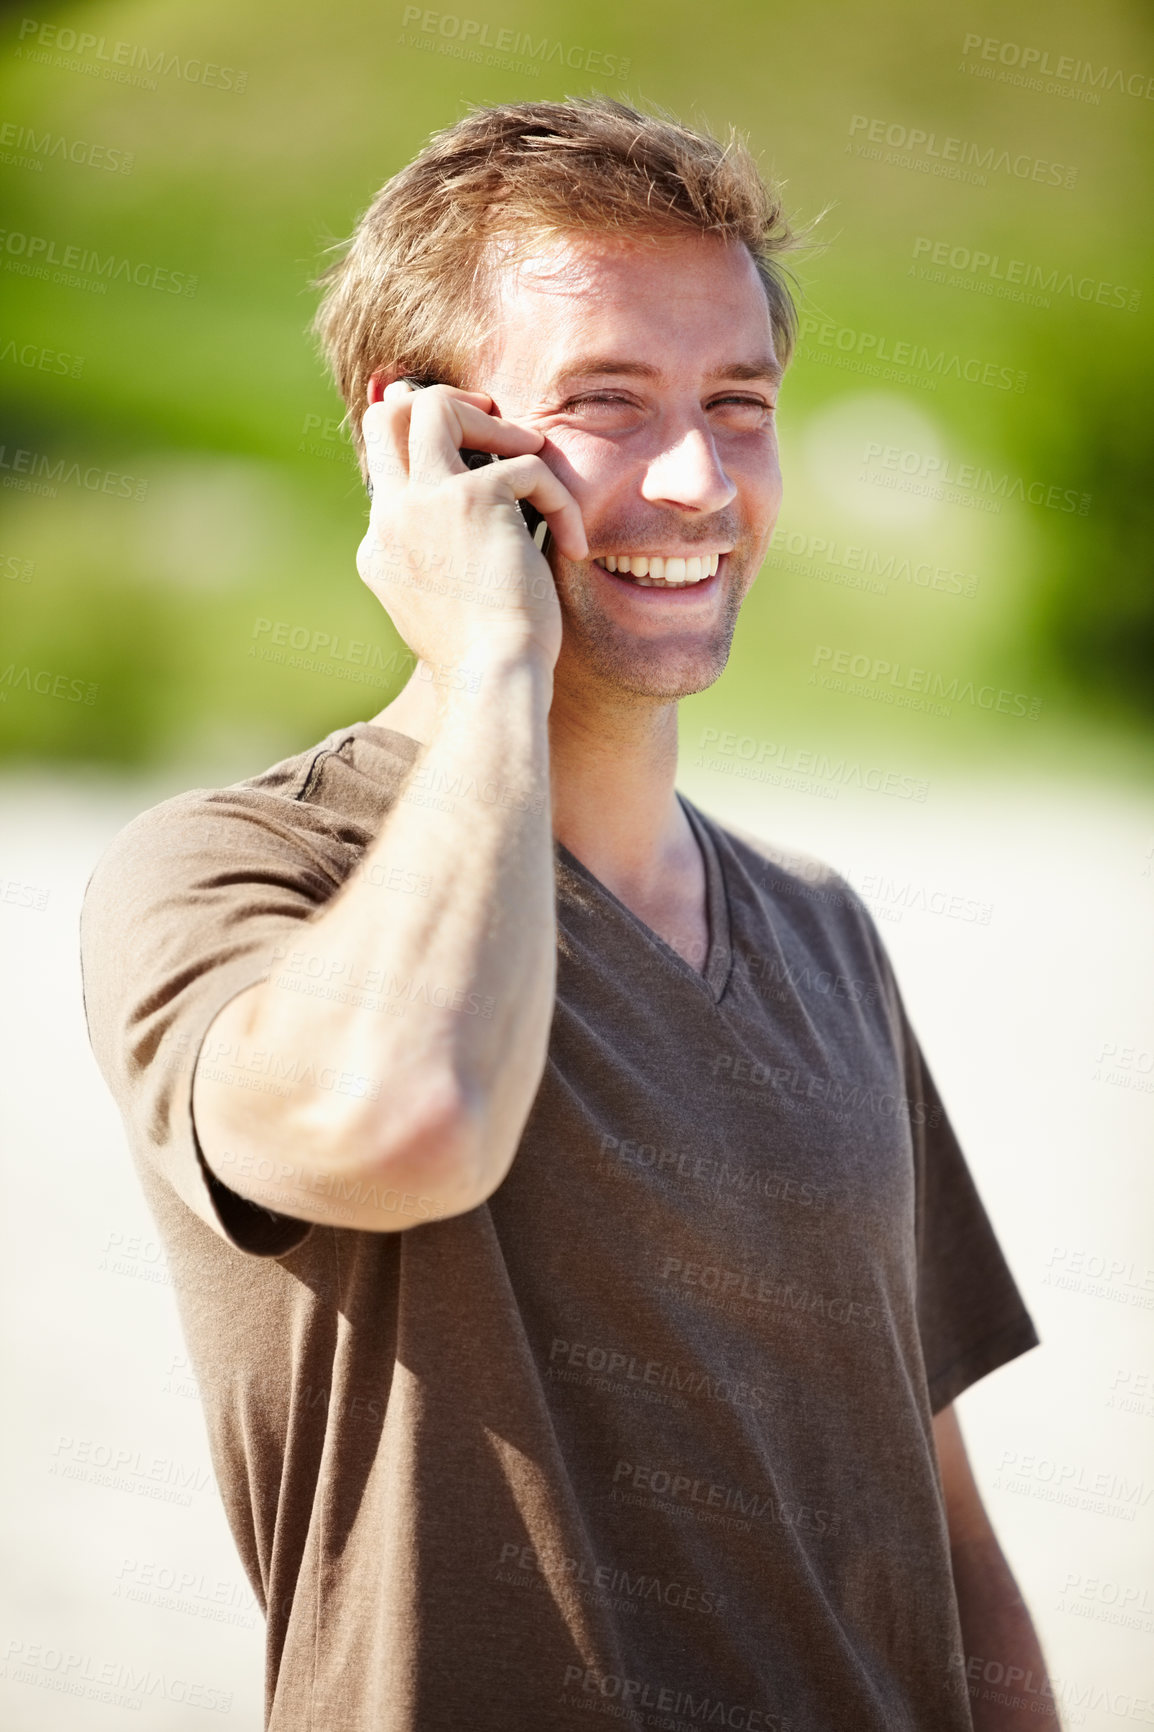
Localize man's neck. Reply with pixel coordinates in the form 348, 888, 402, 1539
546, 664, 691, 907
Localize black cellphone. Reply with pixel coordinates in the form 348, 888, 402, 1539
366, 373, 552, 556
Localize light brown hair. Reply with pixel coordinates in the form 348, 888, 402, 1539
313, 97, 806, 479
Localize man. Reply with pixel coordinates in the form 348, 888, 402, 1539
81, 98, 1058, 1731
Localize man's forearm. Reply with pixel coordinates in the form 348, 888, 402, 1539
192, 644, 557, 1227
950, 1533, 1063, 1731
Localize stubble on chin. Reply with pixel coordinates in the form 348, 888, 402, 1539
549, 552, 750, 704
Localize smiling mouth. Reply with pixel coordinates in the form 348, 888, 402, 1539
592, 552, 726, 587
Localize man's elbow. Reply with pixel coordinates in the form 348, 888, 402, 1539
323, 1071, 499, 1226
198, 1068, 495, 1232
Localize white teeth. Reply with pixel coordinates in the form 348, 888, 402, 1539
594, 552, 724, 586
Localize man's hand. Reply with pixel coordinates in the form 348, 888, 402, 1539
357, 380, 587, 672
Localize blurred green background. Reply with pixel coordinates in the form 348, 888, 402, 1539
1, 0, 1152, 781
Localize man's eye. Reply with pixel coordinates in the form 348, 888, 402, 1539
560, 394, 774, 413
710, 396, 775, 413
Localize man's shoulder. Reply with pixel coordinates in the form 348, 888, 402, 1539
92, 722, 418, 869
693, 807, 903, 1025
693, 805, 876, 933
80, 721, 420, 942
97, 733, 323, 847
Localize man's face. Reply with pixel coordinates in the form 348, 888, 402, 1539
472, 230, 784, 704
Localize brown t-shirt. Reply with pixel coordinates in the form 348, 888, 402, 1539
79, 720, 1039, 1732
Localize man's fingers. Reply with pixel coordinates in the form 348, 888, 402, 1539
481, 454, 588, 561
361, 382, 543, 500
359, 381, 583, 567
406, 390, 544, 487
434, 399, 545, 459
362, 396, 412, 502
362, 380, 471, 502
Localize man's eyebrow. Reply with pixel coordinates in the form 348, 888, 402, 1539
544, 355, 784, 392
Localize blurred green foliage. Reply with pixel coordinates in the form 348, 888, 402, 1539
1, 0, 1152, 772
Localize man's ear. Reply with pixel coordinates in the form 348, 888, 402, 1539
368, 370, 441, 403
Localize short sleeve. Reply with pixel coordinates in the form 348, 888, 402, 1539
79, 776, 354, 1258
817, 879, 1043, 1414
710, 823, 1041, 1414
900, 1015, 1041, 1413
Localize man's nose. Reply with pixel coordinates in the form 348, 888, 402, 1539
639, 425, 737, 517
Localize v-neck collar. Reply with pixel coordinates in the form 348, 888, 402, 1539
339, 723, 734, 1001
555, 793, 733, 1004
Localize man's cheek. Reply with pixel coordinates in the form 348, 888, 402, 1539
750, 474, 784, 568
745, 436, 783, 518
